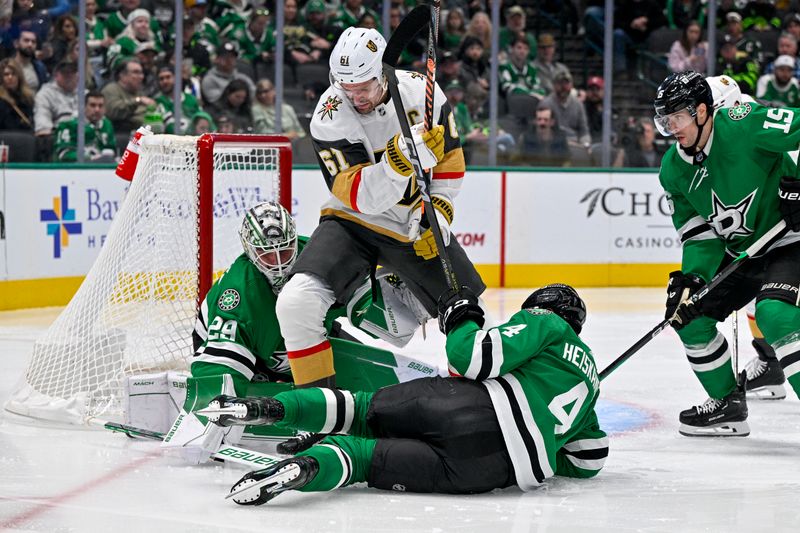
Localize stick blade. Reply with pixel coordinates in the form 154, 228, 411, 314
383, 4, 431, 66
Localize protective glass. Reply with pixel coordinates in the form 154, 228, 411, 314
653, 108, 695, 136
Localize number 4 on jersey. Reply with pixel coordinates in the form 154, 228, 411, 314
501, 324, 527, 337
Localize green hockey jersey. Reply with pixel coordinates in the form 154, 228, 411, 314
53, 117, 116, 162
446, 308, 608, 490
658, 102, 800, 282
755, 75, 800, 108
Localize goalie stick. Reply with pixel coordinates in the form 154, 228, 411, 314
599, 219, 789, 381
383, 3, 458, 292
103, 421, 284, 469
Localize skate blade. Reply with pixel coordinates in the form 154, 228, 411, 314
746, 384, 786, 400
226, 464, 300, 501
679, 421, 750, 437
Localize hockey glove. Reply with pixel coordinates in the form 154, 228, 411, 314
778, 176, 800, 231
382, 124, 445, 178
437, 286, 485, 335
665, 270, 705, 330
408, 198, 453, 260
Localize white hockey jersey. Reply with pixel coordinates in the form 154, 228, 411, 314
309, 70, 466, 241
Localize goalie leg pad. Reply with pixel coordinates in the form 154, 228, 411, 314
347, 271, 428, 348
124, 371, 189, 434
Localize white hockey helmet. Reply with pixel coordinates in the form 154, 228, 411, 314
239, 201, 298, 291
329, 27, 387, 87
706, 75, 744, 110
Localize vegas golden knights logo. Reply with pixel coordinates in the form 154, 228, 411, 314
366, 40, 378, 52
340, 56, 349, 66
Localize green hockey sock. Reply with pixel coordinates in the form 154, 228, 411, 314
679, 322, 737, 399
273, 388, 375, 436
755, 299, 800, 398
296, 435, 376, 492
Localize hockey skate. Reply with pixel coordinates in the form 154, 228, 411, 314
744, 339, 786, 400
196, 395, 284, 427
277, 431, 327, 455
679, 373, 750, 437
227, 456, 319, 505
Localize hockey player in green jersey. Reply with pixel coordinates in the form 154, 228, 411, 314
707, 74, 788, 400
163, 200, 434, 463
200, 284, 608, 505
653, 70, 800, 437
190, 200, 432, 394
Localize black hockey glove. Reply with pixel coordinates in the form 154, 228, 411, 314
778, 176, 800, 231
437, 286, 485, 335
665, 271, 705, 330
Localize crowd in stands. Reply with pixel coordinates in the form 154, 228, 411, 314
1, 0, 800, 168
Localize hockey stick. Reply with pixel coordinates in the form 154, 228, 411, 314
383, 4, 459, 292
599, 220, 789, 381
103, 421, 284, 469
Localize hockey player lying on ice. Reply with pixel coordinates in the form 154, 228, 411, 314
161, 201, 438, 464
200, 284, 609, 504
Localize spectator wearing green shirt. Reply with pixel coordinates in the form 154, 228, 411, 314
154, 66, 201, 134
53, 90, 116, 162
756, 54, 800, 108
222, 8, 275, 66
499, 35, 544, 100
440, 7, 467, 54
106, 9, 160, 72
498, 6, 536, 62
334, 0, 381, 34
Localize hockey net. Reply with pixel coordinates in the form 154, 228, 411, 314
5, 134, 292, 425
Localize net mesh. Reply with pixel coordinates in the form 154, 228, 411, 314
5, 135, 287, 424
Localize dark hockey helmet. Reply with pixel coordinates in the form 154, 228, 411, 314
521, 284, 586, 334
653, 71, 713, 136
654, 70, 713, 116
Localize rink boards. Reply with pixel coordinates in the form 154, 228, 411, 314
0, 166, 680, 310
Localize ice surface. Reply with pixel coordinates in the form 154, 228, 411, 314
1, 290, 798, 532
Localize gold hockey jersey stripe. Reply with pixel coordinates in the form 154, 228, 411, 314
332, 163, 370, 211
433, 147, 466, 178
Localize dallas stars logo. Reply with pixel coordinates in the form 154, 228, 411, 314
318, 95, 342, 120
708, 189, 756, 240
218, 289, 240, 311
728, 103, 751, 120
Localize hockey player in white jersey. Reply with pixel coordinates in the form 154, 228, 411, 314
705, 75, 787, 399
275, 27, 485, 387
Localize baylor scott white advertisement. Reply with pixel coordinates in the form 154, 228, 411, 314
504, 171, 682, 265
4, 169, 129, 279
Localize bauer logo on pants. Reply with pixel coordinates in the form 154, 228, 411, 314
218, 289, 240, 311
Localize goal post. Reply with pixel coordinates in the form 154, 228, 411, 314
5, 134, 293, 425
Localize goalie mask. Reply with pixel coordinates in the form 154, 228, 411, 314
522, 284, 586, 334
239, 202, 298, 290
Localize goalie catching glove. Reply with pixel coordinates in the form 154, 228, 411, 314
382, 123, 445, 178
665, 271, 705, 330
